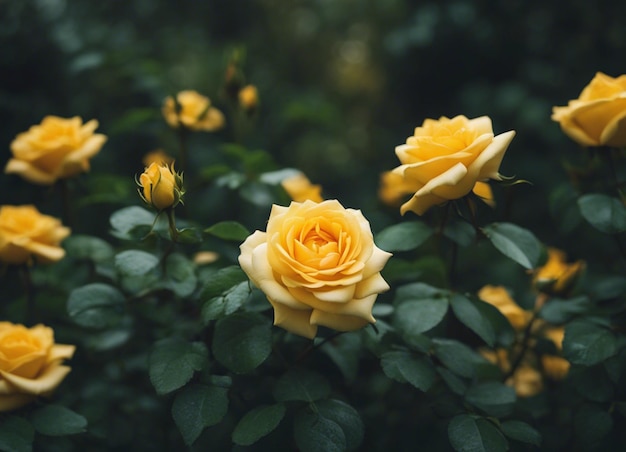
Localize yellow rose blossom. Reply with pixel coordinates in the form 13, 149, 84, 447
552, 72, 626, 147
162, 90, 225, 132
533, 248, 584, 296
539, 326, 570, 380
238, 199, 392, 339
385, 115, 515, 215
138, 162, 184, 211
478, 285, 532, 332
0, 322, 75, 412
0, 205, 70, 265
142, 149, 175, 167
508, 365, 544, 398
471, 181, 496, 207
238, 85, 259, 113
5, 116, 107, 185
281, 172, 324, 203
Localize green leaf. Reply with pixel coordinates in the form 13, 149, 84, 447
375, 221, 433, 252
316, 399, 364, 451
393, 298, 449, 335
232, 403, 286, 446
64, 235, 114, 262
563, 321, 618, 366
200, 265, 248, 300
212, 312, 271, 373
109, 206, 155, 238
450, 294, 496, 347
240, 181, 276, 207
273, 368, 331, 402
433, 338, 495, 379
149, 338, 208, 395
294, 407, 346, 452
471, 296, 515, 347
539, 296, 591, 323
0, 416, 34, 452
499, 420, 541, 447
67, 283, 125, 328
176, 227, 203, 244
172, 384, 229, 446
578, 193, 626, 233
448, 415, 508, 452
204, 221, 251, 242
574, 403, 614, 449
202, 282, 251, 322
437, 367, 468, 395
465, 381, 516, 417
83, 327, 132, 351
114, 250, 159, 276
159, 253, 197, 297
443, 218, 477, 247
380, 350, 437, 392
30, 405, 87, 436
320, 332, 362, 383
481, 222, 543, 269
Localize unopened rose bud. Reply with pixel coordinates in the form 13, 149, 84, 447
138, 162, 185, 211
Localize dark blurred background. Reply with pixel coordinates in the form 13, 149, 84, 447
1, 0, 625, 275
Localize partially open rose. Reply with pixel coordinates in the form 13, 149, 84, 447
238, 200, 392, 339
383, 115, 515, 215
0, 322, 75, 411
162, 90, 225, 132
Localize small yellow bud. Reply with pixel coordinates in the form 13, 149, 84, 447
138, 163, 184, 211
238, 85, 259, 114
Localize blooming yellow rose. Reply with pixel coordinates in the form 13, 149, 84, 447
533, 248, 584, 296
0, 205, 70, 265
478, 285, 532, 332
238, 84, 259, 113
384, 115, 515, 215
552, 72, 626, 147
138, 162, 184, 211
0, 322, 75, 411
5, 116, 106, 185
162, 90, 225, 132
238, 200, 392, 339
281, 172, 324, 203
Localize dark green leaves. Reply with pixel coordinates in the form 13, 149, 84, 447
499, 420, 541, 447
563, 321, 618, 365
448, 415, 508, 452
578, 193, 626, 233
375, 221, 433, 252
273, 368, 331, 402
109, 206, 156, 240
149, 338, 208, 395
212, 312, 271, 373
67, 283, 125, 328
482, 222, 543, 269
172, 384, 229, 446
114, 250, 159, 276
232, 404, 286, 446
204, 221, 251, 242
0, 416, 34, 452
450, 294, 496, 347
464, 382, 516, 417
380, 350, 437, 391
30, 405, 87, 436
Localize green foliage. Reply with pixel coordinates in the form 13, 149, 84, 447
448, 415, 508, 452
578, 193, 626, 234
30, 405, 87, 436
149, 338, 209, 395
375, 221, 433, 252
481, 222, 544, 269
171, 384, 229, 446
0, 416, 34, 452
232, 403, 286, 446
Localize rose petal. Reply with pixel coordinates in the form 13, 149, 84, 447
0, 393, 35, 412
354, 272, 390, 299
268, 300, 317, 339
310, 309, 372, 332
0, 364, 71, 395
472, 130, 516, 180
4, 159, 58, 185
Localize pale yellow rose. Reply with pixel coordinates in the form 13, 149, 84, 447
478, 285, 532, 332
138, 162, 184, 211
238, 85, 259, 113
0, 322, 75, 411
142, 149, 174, 167
238, 199, 392, 339
533, 248, 584, 296
508, 365, 543, 398
552, 72, 626, 147
539, 326, 570, 380
0, 205, 70, 265
281, 173, 324, 203
385, 115, 515, 215
5, 116, 106, 185
162, 90, 225, 132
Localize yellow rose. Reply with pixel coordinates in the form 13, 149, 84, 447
478, 285, 532, 332
0, 322, 75, 411
508, 365, 544, 398
0, 205, 70, 265
281, 172, 324, 203
238, 200, 392, 339
5, 116, 106, 185
238, 85, 259, 113
138, 162, 184, 211
385, 115, 515, 215
142, 149, 174, 167
162, 90, 225, 132
533, 248, 584, 296
552, 72, 626, 147
539, 326, 570, 380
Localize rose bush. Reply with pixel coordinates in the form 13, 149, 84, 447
381, 115, 515, 215
533, 247, 585, 296
238, 199, 392, 338
138, 162, 184, 211
0, 322, 75, 412
478, 285, 531, 331
0, 205, 70, 265
552, 72, 626, 147
162, 90, 225, 131
5, 116, 107, 185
